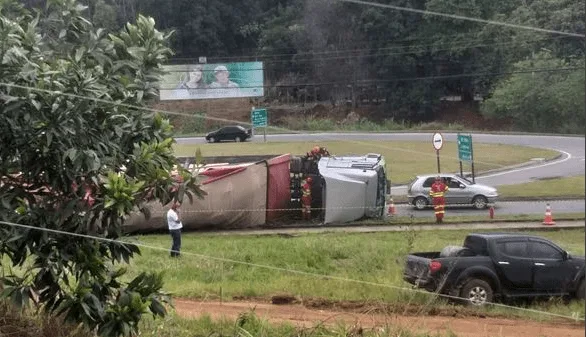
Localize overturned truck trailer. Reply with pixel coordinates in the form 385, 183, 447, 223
123, 154, 291, 233
122, 152, 388, 233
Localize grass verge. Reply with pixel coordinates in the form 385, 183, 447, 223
389, 176, 585, 203
497, 176, 585, 199
136, 311, 462, 337
1, 299, 463, 337
351, 212, 586, 227
173, 141, 559, 185
125, 228, 585, 323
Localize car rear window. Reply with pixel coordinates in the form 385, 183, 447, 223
408, 178, 417, 190
463, 235, 489, 256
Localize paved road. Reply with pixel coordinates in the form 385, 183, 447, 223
176, 132, 585, 213
176, 132, 585, 187
395, 199, 585, 217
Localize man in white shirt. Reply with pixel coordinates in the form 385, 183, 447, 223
167, 202, 183, 257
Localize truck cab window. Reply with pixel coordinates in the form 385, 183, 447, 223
530, 242, 563, 260
498, 241, 528, 257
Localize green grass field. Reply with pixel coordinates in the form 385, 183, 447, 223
497, 176, 585, 199
136, 312, 461, 337
173, 140, 559, 185
126, 228, 585, 322
367, 212, 585, 225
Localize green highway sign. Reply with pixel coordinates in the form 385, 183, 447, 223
457, 133, 473, 162
251, 108, 267, 127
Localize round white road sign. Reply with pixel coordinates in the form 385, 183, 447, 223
432, 132, 444, 151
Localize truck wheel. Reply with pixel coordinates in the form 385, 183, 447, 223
209, 137, 216, 143
235, 136, 241, 142
577, 279, 585, 300
413, 197, 428, 210
460, 278, 493, 306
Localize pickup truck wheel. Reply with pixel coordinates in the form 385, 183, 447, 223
460, 279, 493, 306
413, 197, 428, 210
472, 195, 488, 210
577, 279, 585, 300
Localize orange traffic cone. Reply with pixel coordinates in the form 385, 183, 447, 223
388, 198, 396, 216
542, 203, 555, 226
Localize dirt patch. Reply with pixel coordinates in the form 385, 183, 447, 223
173, 298, 584, 337
435, 101, 513, 131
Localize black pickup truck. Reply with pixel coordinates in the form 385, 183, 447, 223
403, 233, 585, 306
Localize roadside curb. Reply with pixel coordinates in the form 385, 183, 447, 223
467, 153, 564, 177
391, 196, 585, 205
204, 221, 584, 236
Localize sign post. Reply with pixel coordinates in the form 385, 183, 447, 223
251, 108, 268, 142
432, 132, 444, 173
457, 133, 475, 182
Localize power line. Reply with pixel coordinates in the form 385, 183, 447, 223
0, 82, 519, 167
157, 67, 585, 90
170, 35, 572, 62
335, 0, 586, 38
0, 220, 582, 322
0, 67, 578, 167
222, 31, 511, 56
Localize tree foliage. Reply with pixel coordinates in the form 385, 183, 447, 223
0, 0, 205, 336
18, 0, 586, 130
480, 52, 585, 133
22, 0, 584, 131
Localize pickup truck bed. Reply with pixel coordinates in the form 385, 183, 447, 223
404, 252, 440, 290
403, 234, 585, 306
404, 246, 481, 293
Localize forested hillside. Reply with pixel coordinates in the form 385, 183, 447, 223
23, 0, 585, 132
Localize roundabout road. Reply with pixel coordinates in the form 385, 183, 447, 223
176, 132, 585, 188
397, 199, 585, 217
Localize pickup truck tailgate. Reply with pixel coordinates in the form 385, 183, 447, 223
403, 252, 439, 288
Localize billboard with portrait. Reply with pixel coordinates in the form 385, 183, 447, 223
159, 62, 264, 100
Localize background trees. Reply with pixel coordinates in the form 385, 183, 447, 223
19, 0, 583, 133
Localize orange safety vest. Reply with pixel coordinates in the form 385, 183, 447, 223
302, 182, 311, 197
430, 182, 448, 198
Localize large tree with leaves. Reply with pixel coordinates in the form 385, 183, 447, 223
0, 0, 205, 336
480, 52, 585, 133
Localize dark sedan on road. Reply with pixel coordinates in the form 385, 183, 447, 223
205, 126, 252, 143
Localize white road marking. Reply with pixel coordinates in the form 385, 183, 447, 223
475, 149, 572, 180
389, 149, 576, 190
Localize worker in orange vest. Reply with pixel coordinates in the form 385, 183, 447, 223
301, 176, 313, 220
306, 146, 330, 161
429, 176, 449, 223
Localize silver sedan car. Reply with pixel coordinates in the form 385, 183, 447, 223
407, 174, 498, 210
